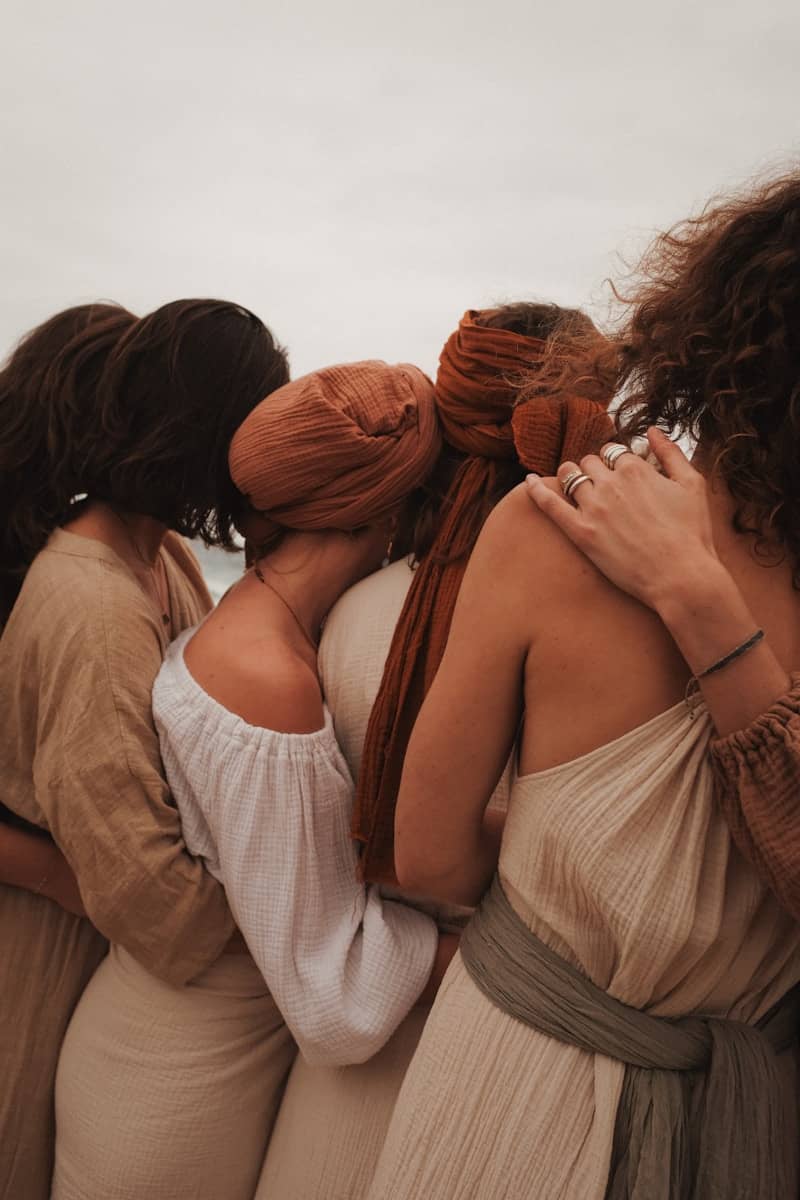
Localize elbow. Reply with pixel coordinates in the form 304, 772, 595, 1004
394, 835, 444, 898
295, 1021, 390, 1069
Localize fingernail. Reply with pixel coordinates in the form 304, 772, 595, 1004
526, 473, 540, 484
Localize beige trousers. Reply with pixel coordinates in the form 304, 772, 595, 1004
52, 945, 296, 1200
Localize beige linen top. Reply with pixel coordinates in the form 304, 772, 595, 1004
0, 528, 234, 983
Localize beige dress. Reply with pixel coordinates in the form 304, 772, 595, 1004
366, 701, 800, 1199
255, 561, 509, 1200
0, 530, 232, 1200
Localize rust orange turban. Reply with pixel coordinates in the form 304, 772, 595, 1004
229, 360, 441, 531
353, 310, 613, 884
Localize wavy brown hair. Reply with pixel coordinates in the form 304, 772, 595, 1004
536, 172, 800, 580
0, 299, 289, 624
0, 303, 138, 622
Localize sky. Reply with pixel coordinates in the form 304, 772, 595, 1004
1, 0, 798, 380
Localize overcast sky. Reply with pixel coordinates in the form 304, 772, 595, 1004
1, 0, 798, 379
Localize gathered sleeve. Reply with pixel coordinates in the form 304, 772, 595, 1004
29, 568, 233, 985
710, 674, 800, 922
154, 650, 438, 1067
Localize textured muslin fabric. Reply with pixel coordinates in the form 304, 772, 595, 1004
52, 945, 296, 1200
255, 560, 510, 1199
228, 360, 441, 531
354, 323, 614, 882
152, 626, 438, 1067
255, 1006, 429, 1200
462, 874, 797, 1199
0, 529, 228, 1200
711, 672, 800, 921
367, 701, 800, 1200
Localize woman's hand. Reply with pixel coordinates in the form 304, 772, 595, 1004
524, 427, 717, 613
526, 426, 792, 735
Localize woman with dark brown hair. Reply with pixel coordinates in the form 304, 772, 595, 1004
368, 174, 800, 1200
0, 299, 288, 1200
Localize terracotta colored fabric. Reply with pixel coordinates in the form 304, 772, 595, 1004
353, 311, 613, 883
228, 361, 441, 533
711, 674, 800, 922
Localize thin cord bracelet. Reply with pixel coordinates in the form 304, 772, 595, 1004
684, 628, 765, 716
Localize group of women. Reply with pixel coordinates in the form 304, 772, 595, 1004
1, 170, 799, 1200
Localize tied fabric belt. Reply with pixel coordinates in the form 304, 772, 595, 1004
460, 875, 798, 1200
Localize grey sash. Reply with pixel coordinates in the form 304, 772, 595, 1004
460, 874, 797, 1199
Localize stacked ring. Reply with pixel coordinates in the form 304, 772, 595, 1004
560, 471, 593, 501
600, 443, 632, 470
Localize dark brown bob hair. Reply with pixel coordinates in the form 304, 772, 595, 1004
537, 171, 800, 580
0, 299, 288, 623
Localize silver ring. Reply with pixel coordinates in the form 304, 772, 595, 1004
601, 443, 632, 471
559, 469, 583, 495
561, 472, 593, 501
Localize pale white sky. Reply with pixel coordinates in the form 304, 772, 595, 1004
1, 0, 798, 378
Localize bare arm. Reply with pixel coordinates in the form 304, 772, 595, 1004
395, 496, 527, 907
0, 822, 86, 917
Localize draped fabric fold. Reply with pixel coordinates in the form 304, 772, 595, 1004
353, 311, 613, 883
461, 875, 798, 1200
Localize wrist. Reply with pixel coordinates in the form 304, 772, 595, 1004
650, 558, 742, 633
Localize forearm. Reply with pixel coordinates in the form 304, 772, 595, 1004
0, 823, 57, 892
0, 824, 87, 917
652, 559, 791, 736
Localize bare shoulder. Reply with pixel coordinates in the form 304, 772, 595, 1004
184, 626, 324, 735
477, 483, 601, 602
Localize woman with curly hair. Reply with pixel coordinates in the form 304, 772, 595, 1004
368, 174, 800, 1199
0, 299, 288, 1200
526, 176, 800, 929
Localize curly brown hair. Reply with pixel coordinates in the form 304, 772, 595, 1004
540, 172, 800, 579
0, 299, 289, 624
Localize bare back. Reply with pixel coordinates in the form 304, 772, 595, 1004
510, 483, 800, 775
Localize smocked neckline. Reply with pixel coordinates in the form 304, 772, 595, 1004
165, 627, 337, 748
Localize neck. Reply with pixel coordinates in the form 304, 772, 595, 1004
254, 529, 373, 643
87, 501, 168, 566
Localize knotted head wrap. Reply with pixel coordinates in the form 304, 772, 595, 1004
353, 310, 614, 884
229, 360, 441, 533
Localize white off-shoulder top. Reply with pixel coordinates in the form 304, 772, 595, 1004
152, 628, 438, 1067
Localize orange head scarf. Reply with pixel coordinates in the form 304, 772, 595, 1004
229, 360, 441, 534
353, 311, 613, 884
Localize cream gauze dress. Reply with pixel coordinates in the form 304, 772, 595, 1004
365, 699, 800, 1199
255, 560, 510, 1200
